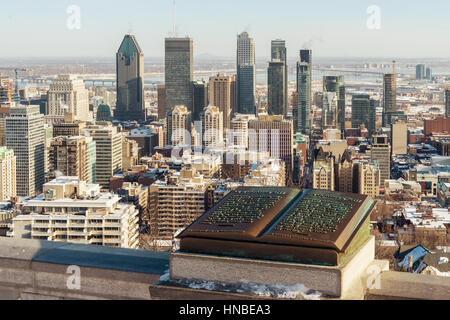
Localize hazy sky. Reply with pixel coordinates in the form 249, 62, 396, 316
1, 0, 449, 58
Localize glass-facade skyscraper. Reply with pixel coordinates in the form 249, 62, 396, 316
268, 60, 285, 116
115, 34, 146, 121
271, 39, 288, 116
236, 32, 256, 115
322, 75, 345, 131
165, 37, 194, 112
351, 94, 376, 136
296, 49, 312, 135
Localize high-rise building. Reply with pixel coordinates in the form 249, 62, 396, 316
336, 151, 353, 193
416, 64, 426, 80
426, 67, 432, 81
383, 73, 397, 126
201, 105, 223, 148
271, 39, 288, 115
46, 75, 90, 125
192, 80, 208, 122
157, 83, 166, 120
165, 37, 194, 112
167, 105, 192, 146
0, 146, 16, 201
371, 135, 391, 186
81, 125, 122, 188
48, 136, 96, 184
351, 94, 376, 136
267, 59, 286, 116
391, 121, 408, 156
322, 76, 345, 131
297, 50, 312, 134
6, 105, 45, 196
209, 75, 235, 129
149, 169, 207, 240
115, 34, 146, 121
445, 89, 450, 118
0, 103, 11, 146
248, 115, 293, 184
229, 113, 257, 148
236, 32, 256, 115
10, 176, 139, 248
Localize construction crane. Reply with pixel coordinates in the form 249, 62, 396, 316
0, 67, 29, 101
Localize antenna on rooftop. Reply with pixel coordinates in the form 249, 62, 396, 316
172, 0, 177, 37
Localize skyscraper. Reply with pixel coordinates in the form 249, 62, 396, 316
47, 75, 90, 125
192, 80, 208, 122
165, 37, 194, 112
209, 74, 235, 129
0, 146, 16, 201
236, 32, 256, 115
115, 34, 146, 122
271, 39, 288, 115
383, 73, 397, 126
297, 50, 312, 134
416, 64, 426, 80
201, 105, 223, 148
391, 121, 408, 156
6, 105, 45, 197
157, 84, 166, 120
322, 75, 345, 131
267, 60, 286, 116
351, 94, 376, 136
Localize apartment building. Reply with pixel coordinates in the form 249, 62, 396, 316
0, 147, 16, 201
10, 177, 139, 248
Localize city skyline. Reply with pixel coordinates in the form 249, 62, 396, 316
1, 0, 450, 59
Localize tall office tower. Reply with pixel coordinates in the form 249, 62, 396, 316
48, 136, 96, 184
6, 105, 45, 196
229, 113, 257, 148
291, 91, 299, 132
383, 73, 397, 126
371, 135, 391, 186
81, 125, 122, 188
248, 115, 293, 184
351, 94, 376, 136
230, 77, 237, 116
165, 37, 194, 112
296, 50, 312, 134
157, 84, 166, 120
236, 32, 256, 115
271, 39, 288, 115
391, 121, 408, 156
416, 64, 426, 80
46, 75, 90, 125
167, 105, 192, 146
267, 60, 286, 116
446, 89, 450, 118
0, 75, 12, 102
52, 113, 86, 137
209, 75, 235, 129
192, 80, 208, 122
426, 67, 432, 81
322, 75, 345, 131
336, 151, 353, 193
201, 105, 223, 148
115, 34, 146, 122
0, 146, 16, 201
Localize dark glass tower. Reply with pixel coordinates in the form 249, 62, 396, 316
296, 50, 312, 134
165, 37, 194, 112
192, 80, 208, 122
271, 39, 288, 115
351, 94, 376, 136
115, 34, 146, 121
267, 60, 285, 116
